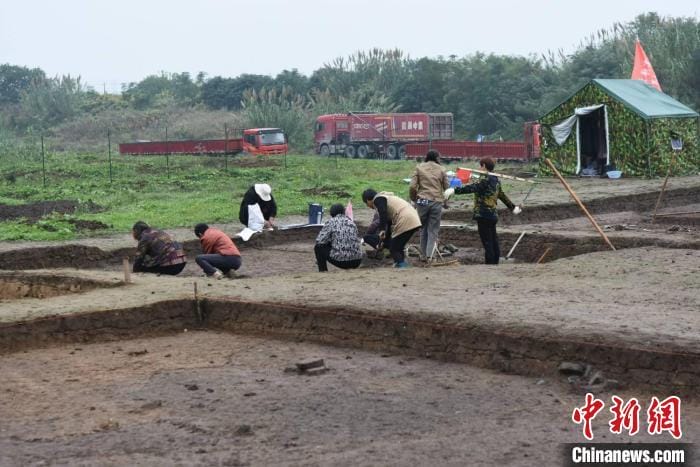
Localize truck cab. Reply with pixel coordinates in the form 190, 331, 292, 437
242, 128, 288, 155
314, 114, 349, 157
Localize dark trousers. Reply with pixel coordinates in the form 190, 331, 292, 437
314, 244, 362, 272
133, 259, 186, 275
195, 254, 242, 275
389, 227, 419, 264
363, 233, 382, 250
477, 218, 500, 265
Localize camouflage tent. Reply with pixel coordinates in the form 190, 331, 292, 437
539, 79, 699, 177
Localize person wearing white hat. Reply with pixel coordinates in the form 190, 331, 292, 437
239, 183, 277, 229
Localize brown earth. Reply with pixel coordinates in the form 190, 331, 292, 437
0, 272, 120, 300
0, 176, 699, 465
301, 186, 353, 198
67, 219, 111, 231
0, 246, 698, 392
1, 332, 696, 467
232, 156, 283, 168
0, 200, 103, 222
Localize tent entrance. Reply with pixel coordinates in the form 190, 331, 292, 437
577, 107, 609, 176
551, 104, 610, 175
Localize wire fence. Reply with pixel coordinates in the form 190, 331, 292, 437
3, 124, 413, 195
1, 132, 270, 188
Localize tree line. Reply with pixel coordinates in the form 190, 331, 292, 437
1, 13, 698, 152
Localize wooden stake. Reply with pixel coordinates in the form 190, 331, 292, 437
651, 151, 678, 223
122, 258, 131, 283
536, 247, 552, 264
194, 282, 202, 323
544, 158, 616, 251
506, 232, 526, 260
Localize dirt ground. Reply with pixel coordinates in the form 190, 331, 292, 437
1, 332, 695, 467
0, 176, 699, 465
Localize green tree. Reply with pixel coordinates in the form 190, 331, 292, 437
391, 57, 453, 112
273, 69, 310, 96
201, 74, 274, 110
0, 64, 46, 107
19, 74, 85, 128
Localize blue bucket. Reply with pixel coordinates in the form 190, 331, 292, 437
449, 176, 462, 188
308, 203, 323, 224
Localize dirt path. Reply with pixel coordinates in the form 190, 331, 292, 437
1, 332, 695, 466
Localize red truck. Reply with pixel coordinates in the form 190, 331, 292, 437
314, 112, 454, 159
404, 122, 541, 161
119, 128, 288, 156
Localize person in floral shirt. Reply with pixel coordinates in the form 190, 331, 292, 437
314, 204, 363, 272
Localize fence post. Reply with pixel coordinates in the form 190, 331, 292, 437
41, 135, 46, 188
224, 124, 228, 172
165, 126, 170, 179
108, 128, 113, 183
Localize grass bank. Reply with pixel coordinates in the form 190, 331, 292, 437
0, 152, 423, 241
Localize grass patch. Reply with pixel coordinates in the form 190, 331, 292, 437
0, 152, 422, 240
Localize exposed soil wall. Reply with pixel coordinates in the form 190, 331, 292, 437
0, 226, 322, 271
3, 294, 694, 393
0, 300, 197, 354
439, 228, 699, 262
443, 185, 700, 225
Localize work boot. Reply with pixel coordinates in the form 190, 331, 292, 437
224, 269, 239, 279
394, 261, 411, 269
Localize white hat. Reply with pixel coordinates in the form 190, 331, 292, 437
254, 183, 272, 202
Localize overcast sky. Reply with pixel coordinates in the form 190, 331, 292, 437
2, 0, 698, 93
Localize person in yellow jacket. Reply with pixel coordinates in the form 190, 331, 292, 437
362, 189, 421, 268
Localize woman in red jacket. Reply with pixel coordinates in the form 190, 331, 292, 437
194, 223, 242, 279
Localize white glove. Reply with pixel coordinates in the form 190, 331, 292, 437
444, 187, 455, 200
512, 206, 522, 215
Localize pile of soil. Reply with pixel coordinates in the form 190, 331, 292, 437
0, 200, 103, 222
301, 186, 352, 198
67, 219, 110, 231
233, 156, 282, 168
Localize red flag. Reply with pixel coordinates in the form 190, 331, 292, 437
345, 199, 353, 221
631, 40, 661, 91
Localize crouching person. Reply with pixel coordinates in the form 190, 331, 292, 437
132, 221, 186, 275
314, 204, 363, 272
362, 189, 421, 268
194, 223, 242, 279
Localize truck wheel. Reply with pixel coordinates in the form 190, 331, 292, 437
386, 145, 398, 159
345, 145, 356, 158
357, 145, 369, 158
398, 145, 406, 159
320, 144, 330, 157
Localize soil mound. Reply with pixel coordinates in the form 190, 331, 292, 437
0, 200, 103, 222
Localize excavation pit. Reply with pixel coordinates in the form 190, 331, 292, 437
1, 246, 699, 464
0, 272, 121, 301
2, 247, 699, 394
3, 331, 697, 466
